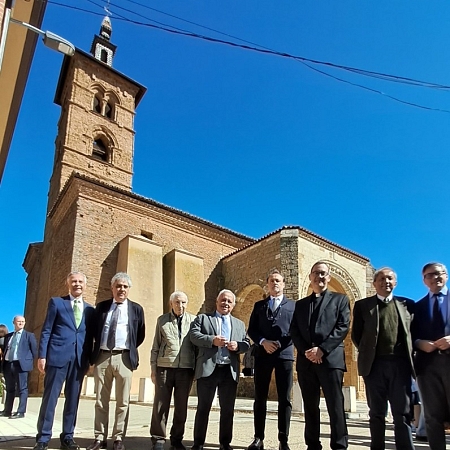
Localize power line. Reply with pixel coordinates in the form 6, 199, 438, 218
48, 0, 450, 113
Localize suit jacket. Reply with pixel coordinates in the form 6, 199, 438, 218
91, 298, 145, 371
4, 329, 38, 372
290, 290, 350, 370
190, 313, 250, 382
39, 296, 95, 372
248, 295, 295, 360
351, 295, 415, 377
411, 293, 445, 375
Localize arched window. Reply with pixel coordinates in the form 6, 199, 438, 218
105, 102, 113, 119
92, 138, 108, 161
93, 95, 102, 114
100, 49, 108, 63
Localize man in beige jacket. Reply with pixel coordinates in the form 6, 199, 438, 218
150, 291, 196, 450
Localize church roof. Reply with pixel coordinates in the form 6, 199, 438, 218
49, 172, 255, 243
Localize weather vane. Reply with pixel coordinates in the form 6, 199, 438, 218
104, 0, 111, 17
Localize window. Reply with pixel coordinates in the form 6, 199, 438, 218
92, 139, 108, 161
100, 49, 108, 63
93, 95, 102, 114
105, 102, 113, 119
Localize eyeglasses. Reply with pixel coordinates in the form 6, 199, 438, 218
424, 271, 447, 280
311, 270, 329, 277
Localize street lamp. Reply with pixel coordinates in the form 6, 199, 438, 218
0, 12, 75, 72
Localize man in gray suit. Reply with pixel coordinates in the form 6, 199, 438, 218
352, 267, 415, 450
190, 289, 250, 450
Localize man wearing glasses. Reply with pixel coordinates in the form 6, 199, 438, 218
247, 269, 295, 450
290, 261, 350, 450
412, 263, 450, 450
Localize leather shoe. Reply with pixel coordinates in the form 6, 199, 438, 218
60, 439, 80, 450
154, 443, 165, 450
279, 443, 290, 450
190, 445, 203, 450
9, 412, 25, 419
0, 410, 12, 417
113, 440, 125, 450
87, 440, 108, 450
220, 445, 233, 450
170, 443, 186, 450
415, 435, 428, 442
247, 438, 264, 450
34, 444, 49, 450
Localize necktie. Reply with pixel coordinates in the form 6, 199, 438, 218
221, 315, 230, 357
107, 303, 120, 350
73, 299, 82, 328
433, 294, 445, 334
8, 332, 18, 361
271, 297, 279, 312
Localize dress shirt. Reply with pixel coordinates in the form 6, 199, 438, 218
70, 294, 84, 313
215, 311, 231, 365
100, 299, 130, 350
5, 330, 22, 361
429, 286, 449, 335
270, 296, 282, 311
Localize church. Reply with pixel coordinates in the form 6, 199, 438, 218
23, 17, 374, 399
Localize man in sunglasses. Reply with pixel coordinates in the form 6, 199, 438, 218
412, 262, 450, 450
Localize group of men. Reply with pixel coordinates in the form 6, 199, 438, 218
1, 261, 450, 450
0, 271, 146, 450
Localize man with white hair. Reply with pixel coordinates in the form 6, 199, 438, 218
190, 289, 250, 450
87, 272, 145, 450
150, 291, 196, 450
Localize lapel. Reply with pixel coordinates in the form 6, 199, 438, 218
63, 296, 77, 328
316, 289, 333, 320
207, 313, 219, 335
367, 295, 379, 331
229, 315, 238, 341
127, 299, 135, 343
394, 296, 409, 331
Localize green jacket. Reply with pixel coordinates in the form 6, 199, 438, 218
151, 311, 196, 371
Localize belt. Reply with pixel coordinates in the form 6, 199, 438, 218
100, 349, 130, 355
216, 364, 231, 369
438, 349, 450, 355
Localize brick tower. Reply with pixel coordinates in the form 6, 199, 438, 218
47, 16, 146, 211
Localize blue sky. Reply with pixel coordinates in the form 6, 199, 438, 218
2, 1, 450, 326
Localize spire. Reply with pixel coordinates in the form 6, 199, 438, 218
90, 14, 117, 67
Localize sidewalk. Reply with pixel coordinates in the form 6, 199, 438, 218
0, 395, 433, 450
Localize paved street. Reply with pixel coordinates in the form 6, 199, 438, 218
0, 395, 435, 450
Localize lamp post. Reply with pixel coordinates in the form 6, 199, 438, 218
0, 6, 75, 72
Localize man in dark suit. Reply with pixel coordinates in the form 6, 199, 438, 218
34, 272, 95, 450
86, 272, 145, 450
247, 269, 295, 450
1, 315, 37, 418
290, 261, 350, 450
352, 267, 415, 450
190, 289, 250, 450
412, 262, 450, 450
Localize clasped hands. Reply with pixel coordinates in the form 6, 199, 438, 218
418, 336, 450, 353
305, 346, 323, 364
213, 335, 238, 351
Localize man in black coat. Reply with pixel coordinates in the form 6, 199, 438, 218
290, 261, 350, 450
247, 269, 295, 450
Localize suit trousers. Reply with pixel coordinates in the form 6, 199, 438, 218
297, 363, 348, 450
253, 356, 293, 442
417, 353, 450, 450
94, 351, 133, 441
150, 367, 194, 445
193, 365, 237, 446
3, 361, 29, 414
363, 357, 414, 450
36, 357, 84, 443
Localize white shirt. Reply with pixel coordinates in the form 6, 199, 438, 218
70, 294, 84, 313
100, 299, 130, 350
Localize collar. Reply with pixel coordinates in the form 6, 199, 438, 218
271, 296, 282, 302
171, 309, 183, 319
69, 294, 83, 302
377, 293, 393, 303
215, 311, 230, 319
429, 285, 448, 298
113, 299, 127, 306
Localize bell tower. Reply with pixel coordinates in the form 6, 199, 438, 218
47, 16, 146, 211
